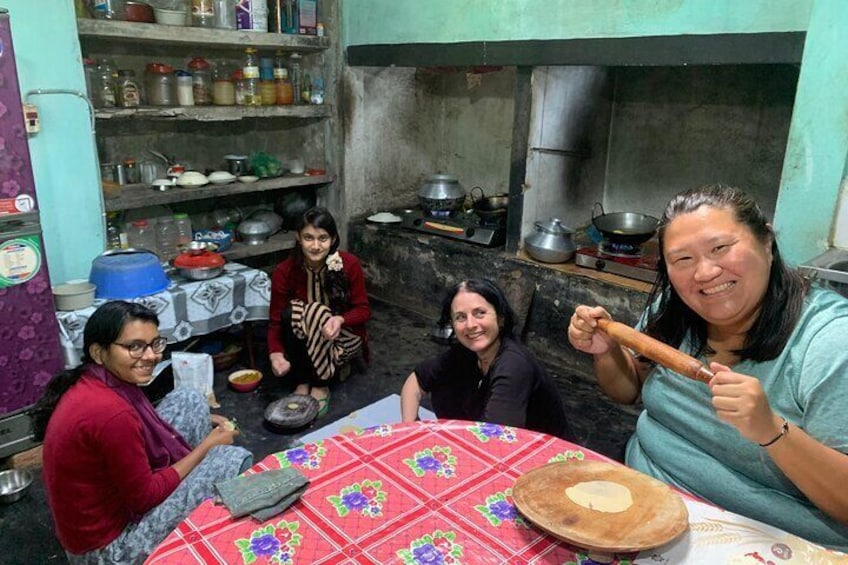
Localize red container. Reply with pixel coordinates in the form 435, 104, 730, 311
125, 1, 155, 22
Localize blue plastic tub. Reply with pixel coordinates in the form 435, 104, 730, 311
89, 250, 170, 299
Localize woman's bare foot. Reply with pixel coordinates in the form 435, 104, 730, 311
310, 386, 329, 401
294, 384, 310, 396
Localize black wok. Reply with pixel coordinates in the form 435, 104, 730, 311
470, 186, 509, 218
592, 202, 659, 246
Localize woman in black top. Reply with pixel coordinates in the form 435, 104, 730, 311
401, 278, 571, 439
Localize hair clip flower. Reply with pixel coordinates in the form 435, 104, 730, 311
326, 251, 343, 272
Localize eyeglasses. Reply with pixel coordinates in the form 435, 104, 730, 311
113, 337, 167, 358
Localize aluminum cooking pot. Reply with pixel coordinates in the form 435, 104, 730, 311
418, 174, 466, 213
524, 218, 576, 263
592, 202, 659, 246
470, 186, 509, 218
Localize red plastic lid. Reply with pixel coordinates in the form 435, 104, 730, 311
146, 62, 176, 74
131, 219, 150, 227
173, 250, 225, 269
231, 69, 244, 80
188, 57, 210, 70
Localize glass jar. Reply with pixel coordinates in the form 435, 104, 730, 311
213, 0, 235, 29
274, 66, 293, 105
83, 58, 98, 103
95, 58, 118, 108
187, 57, 213, 105
212, 70, 236, 106
122, 157, 140, 184
176, 71, 195, 106
144, 63, 176, 106
191, 0, 216, 28
116, 69, 140, 108
127, 219, 158, 253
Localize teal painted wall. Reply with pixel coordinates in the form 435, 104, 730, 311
4, 1, 103, 284
344, 0, 848, 264
344, 0, 811, 45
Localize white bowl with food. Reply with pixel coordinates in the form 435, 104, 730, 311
176, 171, 209, 188
208, 171, 236, 185
238, 175, 259, 184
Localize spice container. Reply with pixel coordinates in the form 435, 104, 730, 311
123, 158, 140, 184
116, 69, 140, 108
144, 63, 176, 106
95, 58, 118, 108
187, 57, 212, 105
176, 71, 195, 106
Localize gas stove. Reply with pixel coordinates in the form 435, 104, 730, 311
574, 241, 659, 284
396, 208, 506, 247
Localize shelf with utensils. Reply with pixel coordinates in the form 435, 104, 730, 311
221, 231, 297, 261
77, 18, 329, 53
93, 104, 332, 121
104, 173, 333, 212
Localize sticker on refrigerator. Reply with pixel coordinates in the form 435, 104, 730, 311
0, 194, 35, 215
0, 235, 42, 287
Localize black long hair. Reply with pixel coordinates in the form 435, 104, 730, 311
31, 301, 159, 441
643, 183, 809, 361
439, 278, 516, 340
292, 206, 350, 313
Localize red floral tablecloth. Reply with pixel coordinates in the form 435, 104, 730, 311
145, 420, 843, 565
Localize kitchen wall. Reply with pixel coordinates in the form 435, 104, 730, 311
343, 0, 848, 265
342, 66, 515, 217
4, 1, 103, 283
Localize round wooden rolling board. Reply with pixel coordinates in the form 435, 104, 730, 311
512, 460, 689, 553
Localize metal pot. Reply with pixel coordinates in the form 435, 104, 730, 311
430, 321, 454, 344
418, 174, 466, 213
592, 202, 659, 246
173, 245, 226, 280
524, 218, 576, 263
176, 265, 224, 280
237, 219, 272, 245
470, 186, 509, 219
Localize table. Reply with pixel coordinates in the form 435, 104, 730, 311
145, 420, 843, 565
55, 262, 270, 366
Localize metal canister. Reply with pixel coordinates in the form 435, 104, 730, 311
114, 163, 127, 185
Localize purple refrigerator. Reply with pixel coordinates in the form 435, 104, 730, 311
0, 8, 65, 458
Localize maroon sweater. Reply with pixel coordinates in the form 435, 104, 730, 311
42, 376, 180, 554
267, 251, 371, 360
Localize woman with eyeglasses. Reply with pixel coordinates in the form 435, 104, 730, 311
267, 206, 371, 419
32, 301, 252, 565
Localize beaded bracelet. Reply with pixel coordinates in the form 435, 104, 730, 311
759, 418, 790, 447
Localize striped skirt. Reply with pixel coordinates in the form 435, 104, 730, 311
290, 299, 362, 381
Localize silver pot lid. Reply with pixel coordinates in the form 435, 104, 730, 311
534, 218, 573, 235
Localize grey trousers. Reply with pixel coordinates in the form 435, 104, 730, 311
66, 388, 253, 565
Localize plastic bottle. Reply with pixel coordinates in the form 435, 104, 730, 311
232, 68, 246, 105
106, 212, 125, 249
83, 58, 98, 104
127, 219, 158, 253
155, 215, 180, 262
288, 52, 302, 105
212, 65, 236, 105
174, 213, 194, 247
310, 75, 324, 105
213, 0, 235, 29
259, 58, 276, 105
242, 48, 261, 106
176, 71, 195, 106
300, 71, 311, 104
191, 0, 216, 28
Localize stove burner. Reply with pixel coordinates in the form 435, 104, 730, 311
477, 214, 506, 229
396, 208, 505, 247
574, 245, 659, 284
425, 210, 456, 219
599, 240, 642, 258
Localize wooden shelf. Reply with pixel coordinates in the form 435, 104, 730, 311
222, 231, 296, 260
77, 18, 328, 52
104, 174, 333, 211
94, 104, 332, 121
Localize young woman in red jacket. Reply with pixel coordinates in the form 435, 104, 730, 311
267, 206, 370, 416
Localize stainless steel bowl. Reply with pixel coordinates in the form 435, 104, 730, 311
176, 266, 224, 280
237, 219, 272, 245
0, 469, 32, 504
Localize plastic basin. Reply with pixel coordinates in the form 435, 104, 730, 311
89, 250, 170, 299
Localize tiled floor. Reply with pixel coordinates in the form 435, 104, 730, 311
0, 298, 637, 563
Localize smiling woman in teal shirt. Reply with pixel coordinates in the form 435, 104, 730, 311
568, 184, 848, 550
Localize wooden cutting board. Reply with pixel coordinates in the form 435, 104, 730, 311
512, 460, 689, 553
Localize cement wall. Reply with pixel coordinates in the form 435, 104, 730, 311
343, 66, 515, 218
349, 221, 650, 379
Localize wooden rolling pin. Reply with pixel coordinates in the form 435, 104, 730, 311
596, 318, 714, 383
